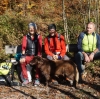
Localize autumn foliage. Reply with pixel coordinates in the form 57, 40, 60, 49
0, 0, 100, 60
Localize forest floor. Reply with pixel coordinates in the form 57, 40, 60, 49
0, 61, 100, 99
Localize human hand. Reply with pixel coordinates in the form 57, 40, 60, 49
58, 55, 61, 60
84, 54, 90, 62
89, 52, 94, 61
20, 57, 25, 63
52, 55, 58, 60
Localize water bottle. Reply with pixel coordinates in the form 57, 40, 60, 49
14, 53, 22, 61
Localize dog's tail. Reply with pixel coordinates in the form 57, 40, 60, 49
74, 63, 79, 84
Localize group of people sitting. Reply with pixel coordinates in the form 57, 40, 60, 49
19, 22, 100, 86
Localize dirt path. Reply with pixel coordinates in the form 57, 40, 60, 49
0, 65, 100, 99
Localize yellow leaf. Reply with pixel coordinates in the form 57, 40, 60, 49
17, 4, 23, 7
27, 3, 35, 9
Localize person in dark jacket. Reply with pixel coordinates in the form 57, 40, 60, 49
20, 22, 42, 85
75, 22, 100, 82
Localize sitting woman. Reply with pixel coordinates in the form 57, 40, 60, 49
20, 22, 42, 86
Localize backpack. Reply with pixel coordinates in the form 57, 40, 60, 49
47, 33, 61, 43
0, 62, 12, 75
0, 62, 14, 86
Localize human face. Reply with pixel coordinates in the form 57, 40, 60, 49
86, 24, 95, 34
29, 26, 35, 35
49, 29, 56, 36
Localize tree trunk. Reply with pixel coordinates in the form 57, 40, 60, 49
96, 0, 99, 33
88, 0, 91, 22
62, 0, 69, 44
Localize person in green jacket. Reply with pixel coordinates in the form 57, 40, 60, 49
75, 22, 100, 82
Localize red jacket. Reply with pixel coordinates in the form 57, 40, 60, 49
44, 33, 66, 57
22, 34, 42, 56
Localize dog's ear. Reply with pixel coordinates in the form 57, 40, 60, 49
36, 57, 44, 68
42, 57, 47, 61
36, 56, 43, 61
29, 56, 39, 65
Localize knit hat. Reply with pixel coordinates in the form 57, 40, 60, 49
48, 24, 56, 31
28, 22, 37, 30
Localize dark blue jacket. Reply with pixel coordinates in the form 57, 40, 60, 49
77, 32, 100, 52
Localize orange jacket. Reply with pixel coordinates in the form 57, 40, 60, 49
44, 33, 66, 57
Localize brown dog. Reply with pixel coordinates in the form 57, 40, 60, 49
54, 59, 79, 87
30, 56, 56, 86
30, 56, 79, 87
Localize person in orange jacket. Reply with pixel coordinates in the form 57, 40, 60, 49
44, 24, 69, 85
44, 24, 69, 61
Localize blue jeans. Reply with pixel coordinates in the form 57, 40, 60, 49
75, 51, 100, 74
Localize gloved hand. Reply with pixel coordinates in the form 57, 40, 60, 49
58, 55, 61, 60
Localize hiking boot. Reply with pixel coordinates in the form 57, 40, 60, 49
22, 79, 29, 85
34, 79, 40, 86
52, 81, 58, 85
79, 72, 87, 83
51, 79, 59, 85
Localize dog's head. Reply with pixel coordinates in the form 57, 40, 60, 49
30, 56, 44, 68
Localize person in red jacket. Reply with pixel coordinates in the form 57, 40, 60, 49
44, 24, 69, 61
20, 22, 42, 85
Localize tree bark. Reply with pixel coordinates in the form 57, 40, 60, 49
62, 0, 69, 44
88, 0, 91, 22
96, 0, 99, 33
